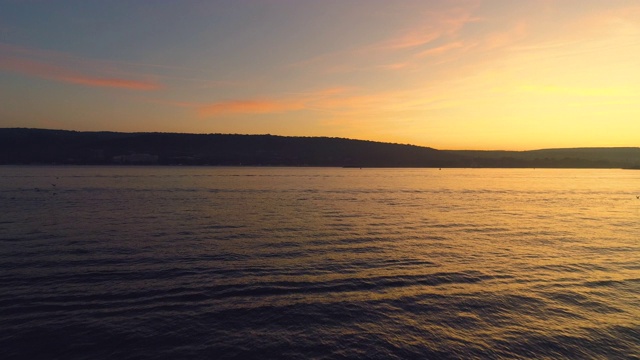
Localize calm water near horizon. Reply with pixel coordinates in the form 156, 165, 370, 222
1, 166, 638, 359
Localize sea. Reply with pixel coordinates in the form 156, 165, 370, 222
0, 166, 638, 359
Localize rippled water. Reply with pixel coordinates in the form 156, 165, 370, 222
1, 166, 639, 359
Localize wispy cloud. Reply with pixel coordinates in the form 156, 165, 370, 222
569, 4, 640, 35
377, 29, 443, 51
192, 84, 459, 122
512, 4, 640, 51
479, 21, 528, 50
287, 3, 480, 74
198, 99, 305, 117
518, 84, 637, 97
0, 57, 161, 90
373, 8, 479, 52
416, 41, 465, 58
0, 43, 162, 90
194, 87, 355, 117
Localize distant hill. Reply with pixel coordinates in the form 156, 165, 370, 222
0, 128, 638, 168
446, 148, 640, 168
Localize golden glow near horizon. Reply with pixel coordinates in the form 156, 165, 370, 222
1, 1, 639, 150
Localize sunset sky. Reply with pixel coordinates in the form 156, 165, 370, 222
1, 0, 639, 150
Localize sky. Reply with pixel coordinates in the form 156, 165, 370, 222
1, 0, 639, 150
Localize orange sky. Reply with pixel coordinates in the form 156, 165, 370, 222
1, 1, 639, 150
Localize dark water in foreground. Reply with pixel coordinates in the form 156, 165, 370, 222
1, 166, 639, 359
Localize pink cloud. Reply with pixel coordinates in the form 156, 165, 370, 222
372, 7, 480, 51
198, 99, 304, 117
196, 87, 355, 117
192, 85, 454, 128
417, 41, 465, 58
480, 21, 528, 50
380, 62, 410, 70
0, 43, 162, 90
381, 30, 443, 50
287, 3, 480, 74
568, 5, 640, 39
60, 75, 160, 90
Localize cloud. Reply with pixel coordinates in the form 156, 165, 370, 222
566, 4, 640, 35
286, 3, 480, 74
480, 21, 528, 50
193, 85, 459, 121
372, 6, 480, 52
379, 30, 443, 51
62, 75, 160, 90
518, 84, 637, 97
416, 41, 465, 58
0, 43, 162, 90
198, 99, 305, 117
512, 4, 640, 51
195, 87, 354, 117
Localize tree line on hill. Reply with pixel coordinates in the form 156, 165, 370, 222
0, 128, 638, 169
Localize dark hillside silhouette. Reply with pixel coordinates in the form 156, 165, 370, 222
1, 128, 638, 168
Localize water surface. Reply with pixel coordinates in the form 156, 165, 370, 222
1, 167, 639, 359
